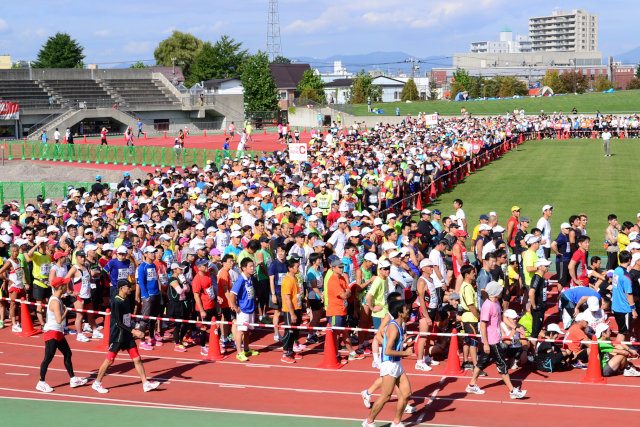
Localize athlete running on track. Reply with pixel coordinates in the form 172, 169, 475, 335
92, 279, 160, 393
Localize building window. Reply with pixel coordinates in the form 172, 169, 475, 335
394, 91, 400, 100
279, 91, 287, 100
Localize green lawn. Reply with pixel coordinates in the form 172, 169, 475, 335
427, 138, 639, 257
351, 89, 640, 116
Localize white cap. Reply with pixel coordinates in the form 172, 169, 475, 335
575, 312, 588, 322
509, 254, 517, 263
374, 218, 383, 226
587, 296, 600, 311
504, 309, 518, 319
387, 213, 397, 220
478, 224, 492, 232
536, 258, 551, 268
231, 231, 242, 238
546, 323, 564, 334
361, 227, 373, 235
542, 204, 553, 212
419, 259, 435, 269
381, 242, 396, 252
560, 222, 571, 229
46, 225, 59, 233
0, 235, 11, 244
336, 218, 347, 224
364, 253, 378, 264
627, 242, 640, 252
195, 224, 205, 230
595, 323, 610, 338
118, 225, 128, 232
84, 244, 97, 252
629, 232, 639, 241
493, 225, 505, 233
144, 246, 157, 253
388, 250, 401, 258
525, 234, 541, 245
308, 215, 319, 222
421, 209, 431, 215
347, 230, 360, 238
488, 211, 497, 217
378, 259, 391, 269
631, 252, 640, 266
116, 246, 128, 254
486, 281, 502, 298
103, 243, 115, 252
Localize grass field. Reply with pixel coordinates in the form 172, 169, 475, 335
351, 89, 640, 116
427, 138, 640, 257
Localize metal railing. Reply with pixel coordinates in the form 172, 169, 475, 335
0, 182, 93, 207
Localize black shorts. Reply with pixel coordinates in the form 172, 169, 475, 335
219, 307, 234, 321
477, 343, 509, 375
557, 261, 570, 285
614, 312, 632, 335
108, 338, 136, 353
255, 279, 270, 306
420, 307, 438, 322
269, 294, 282, 310
308, 298, 324, 311
463, 321, 480, 346
33, 284, 51, 301
69, 295, 93, 305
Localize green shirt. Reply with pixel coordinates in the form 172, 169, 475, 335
522, 249, 538, 288
367, 276, 388, 319
256, 248, 272, 281
237, 249, 255, 268
460, 281, 479, 323
598, 340, 615, 369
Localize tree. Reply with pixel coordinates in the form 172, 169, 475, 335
154, 30, 203, 80
484, 76, 503, 98
348, 70, 381, 103
595, 75, 614, 92
469, 76, 486, 99
296, 70, 325, 103
429, 81, 438, 100
498, 77, 515, 98
400, 78, 419, 101
32, 33, 85, 68
130, 61, 146, 69
541, 70, 565, 94
186, 42, 217, 86
452, 68, 472, 92
209, 35, 248, 79
559, 70, 588, 94
272, 55, 291, 64
449, 82, 464, 100
241, 51, 279, 112
513, 78, 529, 96
636, 63, 640, 79
627, 77, 640, 90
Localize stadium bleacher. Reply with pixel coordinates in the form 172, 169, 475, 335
0, 80, 57, 108
101, 79, 180, 107
42, 80, 112, 106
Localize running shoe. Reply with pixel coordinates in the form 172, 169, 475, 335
11, 323, 21, 333
0, 321, 4, 329
293, 344, 303, 353
154, 332, 163, 342
174, 344, 187, 353
572, 362, 588, 370
163, 331, 173, 338
92, 330, 104, 339
404, 404, 416, 414
362, 420, 376, 427
509, 386, 527, 399
83, 323, 92, 333
143, 381, 160, 392
139, 342, 154, 351
372, 359, 380, 369
281, 354, 296, 364
624, 366, 640, 377
510, 360, 519, 370
96, 325, 104, 330
360, 390, 372, 408
184, 336, 196, 345
465, 384, 485, 395
415, 360, 432, 371
244, 349, 259, 357
349, 351, 365, 361
363, 347, 372, 355
294, 353, 303, 360
478, 370, 488, 377
461, 361, 474, 370
424, 355, 439, 366
236, 352, 249, 362
92, 382, 109, 394
76, 333, 90, 343
200, 346, 208, 356
306, 335, 319, 344
154, 339, 163, 347
70, 377, 88, 388
391, 421, 406, 427
273, 333, 282, 342
36, 381, 54, 393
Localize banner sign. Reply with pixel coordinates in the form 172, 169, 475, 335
0, 102, 19, 120
289, 143, 308, 162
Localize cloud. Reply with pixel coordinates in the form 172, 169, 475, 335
21, 28, 48, 38
0, 18, 7, 33
187, 22, 224, 35
94, 29, 111, 37
123, 41, 152, 54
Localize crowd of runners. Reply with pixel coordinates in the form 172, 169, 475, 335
0, 113, 638, 426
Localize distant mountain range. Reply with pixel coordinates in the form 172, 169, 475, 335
615, 46, 640, 65
292, 51, 452, 76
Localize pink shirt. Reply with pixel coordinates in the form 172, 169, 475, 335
480, 299, 502, 345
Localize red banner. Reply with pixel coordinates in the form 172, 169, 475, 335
0, 102, 19, 120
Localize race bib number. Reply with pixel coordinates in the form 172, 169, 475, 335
206, 285, 216, 300
146, 269, 157, 281
297, 289, 303, 308
15, 269, 24, 281
318, 199, 329, 208
542, 282, 548, 302
123, 313, 131, 327
117, 269, 129, 280
40, 263, 51, 275
159, 273, 168, 286
369, 195, 378, 203
277, 273, 286, 287
246, 284, 255, 299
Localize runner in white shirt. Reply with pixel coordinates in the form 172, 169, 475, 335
428, 240, 447, 288
327, 218, 348, 258
536, 205, 553, 260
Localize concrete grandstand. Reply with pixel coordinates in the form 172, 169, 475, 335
0, 68, 244, 139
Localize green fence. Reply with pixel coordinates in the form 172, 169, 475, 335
0, 182, 93, 208
0, 141, 263, 168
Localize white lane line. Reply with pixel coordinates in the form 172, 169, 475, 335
5, 373, 29, 376
246, 364, 271, 368
219, 384, 245, 389
0, 364, 638, 414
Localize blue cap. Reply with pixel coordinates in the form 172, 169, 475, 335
195, 258, 209, 267
351, 221, 362, 228
123, 172, 130, 178
433, 209, 441, 215
122, 240, 133, 248
95, 175, 102, 181
479, 214, 489, 220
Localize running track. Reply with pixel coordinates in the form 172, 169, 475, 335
0, 303, 635, 427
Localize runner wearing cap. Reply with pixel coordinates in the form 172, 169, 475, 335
558, 286, 602, 329
92, 280, 160, 394
529, 258, 551, 340
466, 281, 527, 399
536, 324, 571, 373
521, 233, 540, 309
551, 222, 573, 293
506, 206, 520, 255
459, 265, 481, 372
537, 205, 553, 260
103, 246, 133, 300
563, 312, 591, 368
356, 252, 377, 350
36, 277, 87, 393
268, 245, 288, 342
65, 251, 99, 342
281, 257, 304, 363
596, 323, 640, 377
500, 309, 527, 369
192, 257, 218, 356
167, 262, 190, 352
25, 239, 55, 327
137, 246, 162, 350
611, 250, 636, 343
415, 258, 440, 371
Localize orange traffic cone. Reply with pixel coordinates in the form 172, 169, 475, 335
17, 298, 41, 337
316, 323, 343, 369
204, 130, 207, 137
437, 179, 443, 194
430, 182, 436, 199
95, 309, 110, 351
203, 317, 227, 361
416, 192, 422, 210
580, 336, 606, 384
442, 328, 464, 376
537, 132, 541, 140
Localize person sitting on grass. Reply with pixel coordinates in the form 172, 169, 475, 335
536, 323, 571, 373
596, 323, 640, 377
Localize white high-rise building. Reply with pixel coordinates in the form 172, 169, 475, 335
470, 27, 532, 54
529, 9, 598, 52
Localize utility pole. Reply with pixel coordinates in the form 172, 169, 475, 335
405, 58, 419, 78
266, 0, 283, 61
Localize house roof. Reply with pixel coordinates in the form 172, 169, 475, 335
371, 76, 405, 87
325, 78, 353, 88
149, 66, 185, 83
203, 78, 241, 89
269, 63, 311, 90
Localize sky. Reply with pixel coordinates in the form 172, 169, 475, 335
0, 0, 636, 66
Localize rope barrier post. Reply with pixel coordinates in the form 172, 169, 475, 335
161, 148, 166, 168
19, 183, 24, 208
21, 141, 25, 160
151, 147, 156, 168
17, 298, 41, 337
203, 317, 227, 361
0, 183, 4, 206
95, 309, 110, 351
141, 146, 147, 166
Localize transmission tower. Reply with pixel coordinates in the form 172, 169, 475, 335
267, 0, 283, 61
